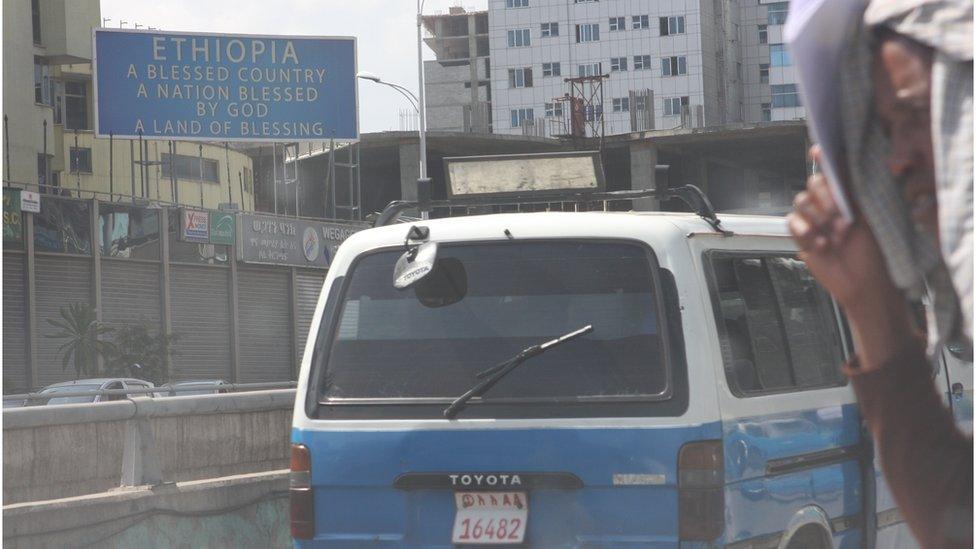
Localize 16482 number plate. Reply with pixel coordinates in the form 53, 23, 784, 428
451, 491, 528, 544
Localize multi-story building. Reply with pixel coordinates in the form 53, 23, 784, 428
422, 7, 492, 133
485, 0, 803, 137
3, 0, 257, 210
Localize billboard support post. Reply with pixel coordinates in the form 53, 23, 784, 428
129, 139, 135, 204
108, 133, 114, 201
198, 144, 204, 207
138, 131, 145, 198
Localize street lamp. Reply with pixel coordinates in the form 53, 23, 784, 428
357, 69, 429, 218
356, 71, 419, 113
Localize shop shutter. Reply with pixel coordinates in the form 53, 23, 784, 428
294, 269, 327, 363
238, 266, 292, 382
101, 260, 162, 332
3, 253, 29, 391
34, 256, 92, 386
169, 265, 232, 381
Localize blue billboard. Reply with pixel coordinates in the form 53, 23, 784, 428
93, 29, 357, 141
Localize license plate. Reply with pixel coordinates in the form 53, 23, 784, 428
451, 491, 528, 545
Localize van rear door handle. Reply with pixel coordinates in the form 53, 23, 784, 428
951, 382, 964, 398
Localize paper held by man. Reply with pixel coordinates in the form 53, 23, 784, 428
784, 0, 868, 222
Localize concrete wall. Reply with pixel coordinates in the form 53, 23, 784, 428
3, 390, 294, 504
3, 470, 289, 549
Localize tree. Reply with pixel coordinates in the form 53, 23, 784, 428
46, 303, 115, 379
106, 323, 178, 386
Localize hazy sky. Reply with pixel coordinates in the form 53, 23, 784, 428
100, 0, 488, 134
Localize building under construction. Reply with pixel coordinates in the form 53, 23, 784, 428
421, 7, 491, 134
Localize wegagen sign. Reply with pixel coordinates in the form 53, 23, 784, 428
93, 29, 357, 141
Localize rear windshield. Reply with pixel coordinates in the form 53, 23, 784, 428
316, 241, 670, 410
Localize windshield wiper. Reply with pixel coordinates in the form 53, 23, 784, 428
443, 325, 594, 419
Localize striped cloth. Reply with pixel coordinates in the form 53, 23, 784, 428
837, 0, 973, 354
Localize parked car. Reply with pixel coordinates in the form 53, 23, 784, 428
32, 378, 156, 405
159, 379, 231, 396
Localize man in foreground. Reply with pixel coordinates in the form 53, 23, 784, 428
787, 1, 972, 547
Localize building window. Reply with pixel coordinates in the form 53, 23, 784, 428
612, 97, 630, 112
709, 254, 846, 396
758, 24, 768, 44
610, 57, 628, 71
510, 108, 534, 128
577, 62, 602, 77
508, 67, 533, 88
540, 22, 559, 37
575, 23, 600, 43
771, 84, 801, 108
69, 147, 92, 173
659, 16, 686, 36
632, 15, 650, 30
161, 153, 220, 183
767, 2, 789, 25
574, 0, 599, 3
609, 17, 626, 31
64, 81, 89, 130
34, 57, 50, 105
661, 56, 687, 76
759, 63, 769, 84
507, 28, 531, 47
52, 81, 64, 124
542, 62, 561, 77
770, 44, 792, 66
633, 55, 651, 70
31, 0, 42, 45
544, 102, 564, 118
506, 0, 529, 7
761, 102, 772, 121
663, 96, 690, 116
583, 104, 603, 122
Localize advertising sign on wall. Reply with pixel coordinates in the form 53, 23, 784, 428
181, 209, 210, 243
236, 213, 365, 269
209, 211, 236, 245
3, 189, 23, 244
19, 191, 41, 213
92, 29, 358, 141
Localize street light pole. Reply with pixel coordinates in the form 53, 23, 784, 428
416, 0, 429, 219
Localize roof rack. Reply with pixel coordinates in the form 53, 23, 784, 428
373, 184, 732, 235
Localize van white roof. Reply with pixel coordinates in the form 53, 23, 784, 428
352, 211, 790, 249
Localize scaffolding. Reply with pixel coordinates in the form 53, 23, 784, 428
552, 74, 609, 145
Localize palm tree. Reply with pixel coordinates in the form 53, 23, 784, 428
46, 303, 115, 379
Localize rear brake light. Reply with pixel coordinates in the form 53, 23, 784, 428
678, 440, 724, 541
290, 444, 314, 540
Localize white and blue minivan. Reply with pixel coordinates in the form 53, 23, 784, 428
290, 190, 972, 548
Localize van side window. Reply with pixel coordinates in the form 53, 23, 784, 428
710, 254, 846, 396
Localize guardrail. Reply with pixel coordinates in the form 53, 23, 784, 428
3, 389, 296, 504
3, 381, 297, 405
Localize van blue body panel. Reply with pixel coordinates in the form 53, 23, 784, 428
292, 405, 864, 548
723, 403, 865, 547
292, 423, 722, 548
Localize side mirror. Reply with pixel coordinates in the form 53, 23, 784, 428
394, 241, 439, 290
393, 225, 436, 290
